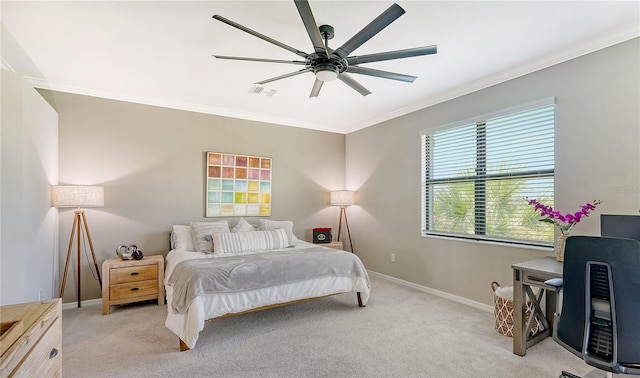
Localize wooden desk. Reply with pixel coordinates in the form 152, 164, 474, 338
512, 256, 563, 356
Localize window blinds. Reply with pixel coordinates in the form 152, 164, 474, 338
421, 100, 555, 245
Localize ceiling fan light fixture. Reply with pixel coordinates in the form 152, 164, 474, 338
314, 64, 339, 82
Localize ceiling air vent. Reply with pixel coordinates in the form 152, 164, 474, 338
249, 85, 277, 97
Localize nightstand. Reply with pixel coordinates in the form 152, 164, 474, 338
102, 254, 165, 315
323, 241, 343, 250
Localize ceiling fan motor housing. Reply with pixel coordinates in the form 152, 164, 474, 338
307, 49, 348, 82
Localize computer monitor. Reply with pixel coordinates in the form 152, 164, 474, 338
600, 214, 640, 242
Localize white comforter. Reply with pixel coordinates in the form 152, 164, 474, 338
164, 240, 370, 349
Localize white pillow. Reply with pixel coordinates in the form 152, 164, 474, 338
259, 219, 298, 243
171, 225, 194, 251
212, 228, 289, 255
232, 218, 255, 233
190, 220, 230, 253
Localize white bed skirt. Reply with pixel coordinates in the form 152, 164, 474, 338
165, 275, 369, 349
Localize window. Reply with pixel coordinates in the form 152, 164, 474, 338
421, 98, 555, 246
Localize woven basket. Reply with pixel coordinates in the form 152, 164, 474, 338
491, 281, 542, 337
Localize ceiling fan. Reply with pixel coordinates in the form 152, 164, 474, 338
212, 0, 437, 97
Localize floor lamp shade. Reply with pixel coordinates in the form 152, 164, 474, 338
51, 186, 104, 208
330, 190, 354, 207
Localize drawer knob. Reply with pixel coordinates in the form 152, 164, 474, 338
130, 272, 140, 276
131, 287, 139, 291
49, 348, 59, 359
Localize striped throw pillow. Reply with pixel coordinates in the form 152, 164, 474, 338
212, 228, 289, 255
258, 219, 298, 243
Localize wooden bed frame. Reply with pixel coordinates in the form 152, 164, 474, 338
178, 292, 365, 351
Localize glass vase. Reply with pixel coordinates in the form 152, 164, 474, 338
554, 232, 568, 262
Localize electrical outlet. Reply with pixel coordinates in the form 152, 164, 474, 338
391, 253, 396, 263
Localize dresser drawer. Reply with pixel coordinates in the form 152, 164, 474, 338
110, 280, 158, 301
12, 318, 61, 377
110, 265, 157, 284
0, 300, 62, 378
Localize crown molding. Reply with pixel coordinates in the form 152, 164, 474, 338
27, 77, 341, 134
342, 23, 639, 134
0, 57, 17, 73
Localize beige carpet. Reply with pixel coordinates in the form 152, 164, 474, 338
62, 275, 592, 377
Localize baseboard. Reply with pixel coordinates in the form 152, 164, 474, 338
368, 270, 493, 313
62, 298, 102, 311
61, 274, 493, 313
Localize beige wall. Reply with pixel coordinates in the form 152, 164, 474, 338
39, 91, 346, 304
1, 69, 59, 305
346, 38, 640, 306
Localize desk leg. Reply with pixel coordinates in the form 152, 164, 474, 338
546, 289, 557, 331
513, 267, 526, 356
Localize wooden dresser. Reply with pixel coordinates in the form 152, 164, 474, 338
0, 299, 62, 377
102, 255, 165, 315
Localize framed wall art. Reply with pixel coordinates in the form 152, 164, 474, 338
205, 152, 272, 217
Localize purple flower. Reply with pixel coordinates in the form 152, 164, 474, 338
524, 197, 601, 233
573, 212, 583, 223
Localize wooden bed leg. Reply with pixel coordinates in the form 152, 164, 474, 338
357, 292, 365, 307
179, 338, 190, 352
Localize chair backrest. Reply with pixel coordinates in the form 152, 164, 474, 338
556, 236, 640, 374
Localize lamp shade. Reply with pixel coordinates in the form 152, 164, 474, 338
330, 190, 355, 206
51, 186, 104, 208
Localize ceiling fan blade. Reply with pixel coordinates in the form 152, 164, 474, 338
213, 15, 309, 59
346, 66, 416, 83
333, 3, 405, 59
294, 0, 328, 56
255, 68, 311, 85
214, 55, 307, 65
347, 45, 437, 65
338, 73, 371, 96
309, 78, 323, 98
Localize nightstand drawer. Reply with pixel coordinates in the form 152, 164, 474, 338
110, 280, 158, 301
110, 265, 157, 284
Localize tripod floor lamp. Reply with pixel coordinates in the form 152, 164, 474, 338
330, 190, 355, 253
52, 185, 104, 308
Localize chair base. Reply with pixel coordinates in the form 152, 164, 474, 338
560, 369, 617, 378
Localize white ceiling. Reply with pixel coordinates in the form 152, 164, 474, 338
2, 1, 638, 134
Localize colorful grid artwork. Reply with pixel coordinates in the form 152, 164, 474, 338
205, 152, 272, 217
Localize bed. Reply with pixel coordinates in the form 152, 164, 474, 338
164, 220, 370, 351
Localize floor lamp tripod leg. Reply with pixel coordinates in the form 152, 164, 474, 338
80, 211, 102, 289
76, 212, 82, 308
336, 207, 344, 242
60, 213, 79, 299
343, 208, 354, 254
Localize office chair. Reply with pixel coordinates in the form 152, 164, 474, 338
545, 236, 640, 378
